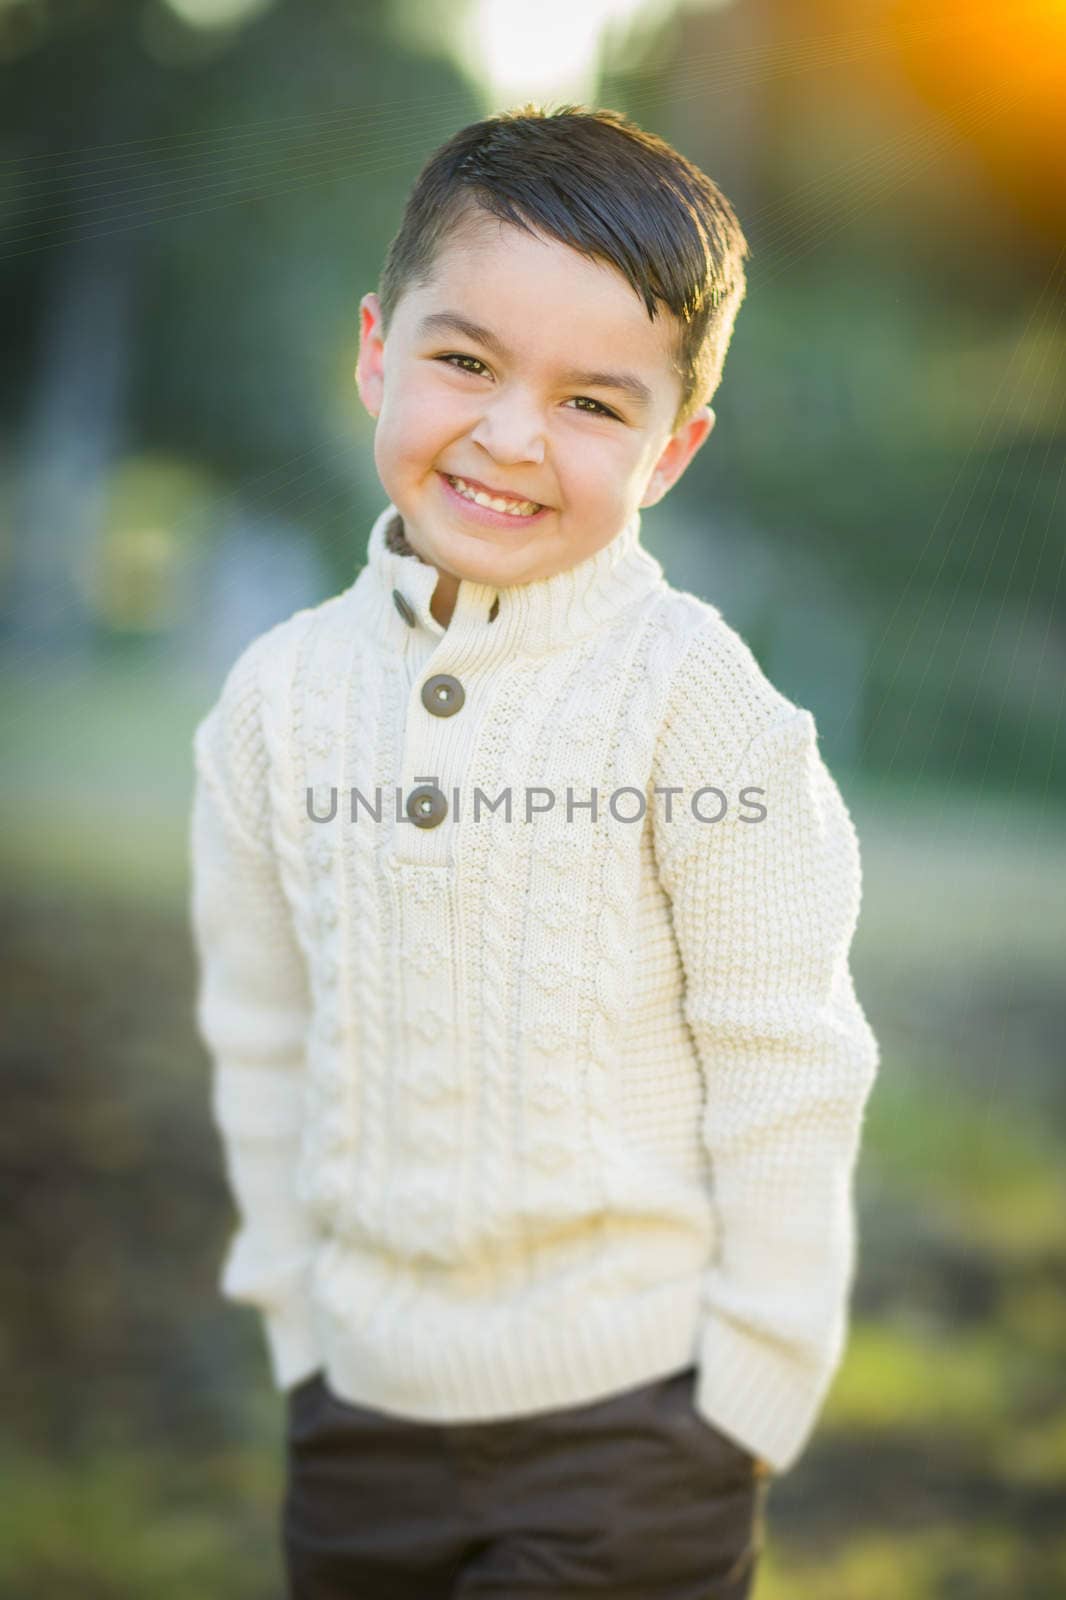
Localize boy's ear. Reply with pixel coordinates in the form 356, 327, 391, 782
640, 404, 716, 508
356, 292, 386, 419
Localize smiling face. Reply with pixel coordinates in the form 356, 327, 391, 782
356, 213, 715, 626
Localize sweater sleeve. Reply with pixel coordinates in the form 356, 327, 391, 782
654, 688, 880, 1477
188, 645, 320, 1391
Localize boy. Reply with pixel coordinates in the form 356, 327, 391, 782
189, 105, 880, 1598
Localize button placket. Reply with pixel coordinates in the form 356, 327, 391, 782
421, 673, 465, 718
394, 668, 466, 844
390, 584, 512, 866
406, 777, 448, 830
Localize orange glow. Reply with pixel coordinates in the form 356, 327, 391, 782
889, 0, 1066, 240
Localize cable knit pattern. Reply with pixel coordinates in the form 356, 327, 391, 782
188, 499, 880, 1475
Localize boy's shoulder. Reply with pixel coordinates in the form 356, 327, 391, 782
652, 582, 800, 747
192, 593, 345, 830
215, 590, 348, 707
648, 586, 825, 874
202, 584, 354, 728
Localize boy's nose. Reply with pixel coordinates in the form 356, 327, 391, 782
468, 401, 546, 466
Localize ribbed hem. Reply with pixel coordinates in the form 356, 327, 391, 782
267, 1263, 835, 1473
262, 1293, 321, 1391
314, 1274, 702, 1426
694, 1310, 839, 1476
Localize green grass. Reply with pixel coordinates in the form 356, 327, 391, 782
0, 660, 212, 907
758, 1525, 1066, 1600
865, 1062, 1066, 1255
0, 1444, 283, 1600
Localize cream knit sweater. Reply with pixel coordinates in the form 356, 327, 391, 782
188, 500, 880, 1476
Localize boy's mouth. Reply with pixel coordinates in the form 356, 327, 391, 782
440, 471, 546, 518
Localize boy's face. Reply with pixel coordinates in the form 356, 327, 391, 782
356, 215, 715, 622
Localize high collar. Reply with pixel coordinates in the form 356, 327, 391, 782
354, 501, 666, 662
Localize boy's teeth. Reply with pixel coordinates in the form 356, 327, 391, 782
448, 475, 540, 516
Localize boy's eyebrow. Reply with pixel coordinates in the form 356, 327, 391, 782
417, 310, 654, 410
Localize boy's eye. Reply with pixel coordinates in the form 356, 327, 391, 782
437, 352, 490, 378
434, 354, 621, 421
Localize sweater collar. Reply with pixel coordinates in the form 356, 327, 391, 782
356, 501, 666, 659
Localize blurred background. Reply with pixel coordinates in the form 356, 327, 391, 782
1, 0, 1064, 1594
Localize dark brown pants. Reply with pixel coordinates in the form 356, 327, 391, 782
282, 1365, 770, 1598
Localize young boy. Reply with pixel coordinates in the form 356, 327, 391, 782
189, 105, 880, 1599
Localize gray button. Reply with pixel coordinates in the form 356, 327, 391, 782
407, 784, 448, 829
421, 674, 465, 718
392, 589, 416, 627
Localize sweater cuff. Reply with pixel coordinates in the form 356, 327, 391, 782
693, 1310, 839, 1476
262, 1289, 320, 1392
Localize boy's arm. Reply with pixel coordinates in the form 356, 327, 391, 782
188, 652, 320, 1392
654, 690, 880, 1478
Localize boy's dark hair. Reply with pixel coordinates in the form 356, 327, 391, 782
377, 104, 750, 435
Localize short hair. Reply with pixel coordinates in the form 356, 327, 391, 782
376, 103, 750, 436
